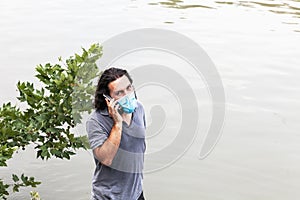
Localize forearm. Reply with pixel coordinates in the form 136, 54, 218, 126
93, 123, 122, 166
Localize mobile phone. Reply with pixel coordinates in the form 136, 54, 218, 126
103, 94, 112, 101
103, 94, 123, 114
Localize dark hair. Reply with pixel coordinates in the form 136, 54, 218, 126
94, 67, 133, 110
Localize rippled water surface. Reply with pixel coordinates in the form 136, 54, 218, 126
1, 0, 300, 199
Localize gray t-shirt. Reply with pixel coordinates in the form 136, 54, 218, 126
86, 102, 146, 200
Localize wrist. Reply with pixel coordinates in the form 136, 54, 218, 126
108, 123, 122, 146
113, 122, 122, 131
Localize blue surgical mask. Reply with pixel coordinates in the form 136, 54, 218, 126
117, 92, 138, 114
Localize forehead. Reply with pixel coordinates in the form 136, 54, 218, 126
108, 75, 131, 92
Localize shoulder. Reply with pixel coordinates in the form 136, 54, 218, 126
87, 110, 101, 122
86, 110, 101, 128
87, 109, 109, 121
136, 101, 145, 114
134, 101, 146, 128
86, 110, 112, 135
137, 101, 145, 110
86, 110, 109, 128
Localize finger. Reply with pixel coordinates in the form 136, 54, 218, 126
114, 103, 120, 111
105, 99, 115, 115
105, 98, 110, 106
110, 98, 118, 108
106, 98, 116, 110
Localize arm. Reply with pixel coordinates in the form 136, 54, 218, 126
93, 122, 122, 166
93, 98, 123, 166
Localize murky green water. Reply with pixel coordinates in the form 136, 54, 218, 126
1, 0, 300, 199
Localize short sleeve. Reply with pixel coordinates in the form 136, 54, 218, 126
86, 117, 108, 150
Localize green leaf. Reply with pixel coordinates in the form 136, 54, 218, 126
12, 184, 19, 192
12, 174, 19, 182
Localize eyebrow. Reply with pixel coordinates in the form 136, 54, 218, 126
115, 83, 132, 93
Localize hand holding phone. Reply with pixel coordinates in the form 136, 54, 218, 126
103, 94, 113, 102
103, 94, 123, 115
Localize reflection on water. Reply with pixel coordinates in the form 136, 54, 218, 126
216, 0, 300, 18
149, 0, 215, 9
149, 0, 300, 31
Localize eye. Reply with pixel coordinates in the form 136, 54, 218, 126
127, 85, 133, 90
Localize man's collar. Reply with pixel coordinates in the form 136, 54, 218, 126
99, 108, 109, 116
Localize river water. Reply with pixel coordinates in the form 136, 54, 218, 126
1, 0, 300, 199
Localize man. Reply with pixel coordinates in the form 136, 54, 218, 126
86, 67, 146, 200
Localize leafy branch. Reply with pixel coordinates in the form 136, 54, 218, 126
0, 44, 102, 199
